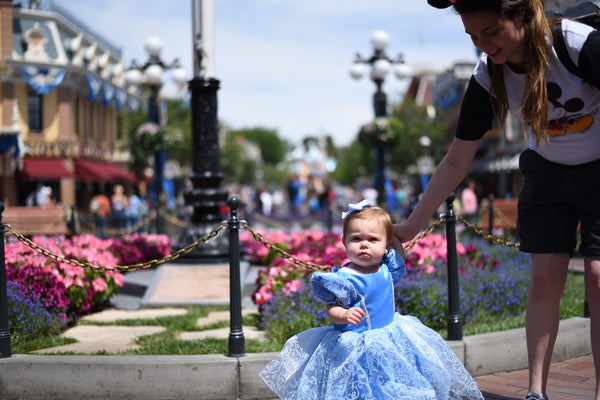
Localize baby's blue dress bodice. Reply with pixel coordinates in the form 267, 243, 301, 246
310, 249, 405, 333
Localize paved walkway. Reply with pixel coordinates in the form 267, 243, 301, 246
55, 260, 596, 400
477, 355, 596, 399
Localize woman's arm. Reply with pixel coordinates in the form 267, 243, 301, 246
327, 304, 366, 325
394, 137, 482, 242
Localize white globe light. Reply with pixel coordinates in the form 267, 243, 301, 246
124, 69, 142, 86
394, 63, 412, 80
371, 59, 390, 80
349, 63, 365, 80
371, 30, 390, 51
172, 67, 188, 85
145, 64, 164, 86
144, 36, 163, 57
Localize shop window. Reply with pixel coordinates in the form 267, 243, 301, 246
28, 92, 43, 131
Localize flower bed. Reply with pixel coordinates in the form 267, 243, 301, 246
241, 229, 531, 343
6, 233, 171, 342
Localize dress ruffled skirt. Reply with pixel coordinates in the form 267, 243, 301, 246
260, 313, 483, 400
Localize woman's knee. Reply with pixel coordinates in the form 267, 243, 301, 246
529, 254, 570, 295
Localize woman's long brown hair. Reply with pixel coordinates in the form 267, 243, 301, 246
454, 0, 552, 144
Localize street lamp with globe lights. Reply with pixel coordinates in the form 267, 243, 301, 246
124, 36, 187, 233
350, 30, 410, 209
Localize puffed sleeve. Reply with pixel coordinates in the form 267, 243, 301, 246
310, 271, 359, 308
384, 248, 406, 286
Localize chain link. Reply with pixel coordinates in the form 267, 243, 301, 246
457, 215, 520, 248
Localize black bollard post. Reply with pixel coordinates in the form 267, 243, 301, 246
0, 202, 11, 357
227, 196, 245, 357
444, 194, 463, 341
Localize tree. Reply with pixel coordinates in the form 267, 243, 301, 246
330, 141, 372, 185
231, 127, 287, 165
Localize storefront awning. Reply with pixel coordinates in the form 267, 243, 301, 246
22, 157, 74, 179
75, 159, 137, 182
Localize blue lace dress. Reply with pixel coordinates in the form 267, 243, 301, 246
259, 249, 484, 400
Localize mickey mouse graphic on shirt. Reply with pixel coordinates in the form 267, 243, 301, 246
547, 81, 595, 136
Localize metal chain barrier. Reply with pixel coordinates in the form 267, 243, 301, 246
242, 222, 331, 272
2, 208, 518, 274
458, 215, 520, 248
3, 222, 226, 272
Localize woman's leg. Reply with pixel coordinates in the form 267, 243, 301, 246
585, 257, 600, 400
526, 252, 570, 394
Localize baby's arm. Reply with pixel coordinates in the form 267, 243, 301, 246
327, 304, 365, 325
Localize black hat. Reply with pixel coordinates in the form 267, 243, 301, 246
427, 0, 452, 8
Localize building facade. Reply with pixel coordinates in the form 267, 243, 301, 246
0, 0, 136, 210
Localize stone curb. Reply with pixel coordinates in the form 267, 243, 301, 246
0, 317, 591, 400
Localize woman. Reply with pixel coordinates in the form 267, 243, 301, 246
394, 1, 600, 399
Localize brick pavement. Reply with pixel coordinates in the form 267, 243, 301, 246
476, 354, 596, 400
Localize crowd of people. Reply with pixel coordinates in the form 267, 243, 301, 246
89, 185, 148, 238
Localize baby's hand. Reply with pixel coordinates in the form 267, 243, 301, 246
344, 307, 366, 325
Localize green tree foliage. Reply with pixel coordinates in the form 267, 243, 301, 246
220, 127, 288, 185
220, 135, 258, 185
126, 98, 191, 176
387, 99, 450, 171
232, 127, 287, 165
330, 141, 372, 185
333, 100, 451, 185
163, 99, 192, 168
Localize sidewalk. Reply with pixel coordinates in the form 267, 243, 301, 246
0, 259, 594, 399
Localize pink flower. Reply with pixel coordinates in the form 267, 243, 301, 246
92, 278, 107, 292
113, 272, 125, 287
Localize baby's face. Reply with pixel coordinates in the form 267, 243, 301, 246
344, 217, 388, 273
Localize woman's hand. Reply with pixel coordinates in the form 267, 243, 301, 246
393, 221, 419, 247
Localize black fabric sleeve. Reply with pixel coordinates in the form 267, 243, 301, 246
455, 76, 495, 140
578, 30, 600, 89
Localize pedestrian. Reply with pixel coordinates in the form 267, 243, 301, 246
90, 192, 111, 239
111, 184, 128, 231
260, 200, 484, 399
125, 188, 144, 231
460, 178, 478, 221
395, 2, 600, 399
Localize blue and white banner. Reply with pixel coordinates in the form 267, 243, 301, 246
21, 66, 65, 95
102, 82, 114, 106
115, 89, 126, 110
86, 75, 101, 101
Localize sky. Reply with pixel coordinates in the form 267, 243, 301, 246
53, 1, 479, 146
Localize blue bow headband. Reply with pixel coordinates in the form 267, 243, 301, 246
342, 200, 375, 219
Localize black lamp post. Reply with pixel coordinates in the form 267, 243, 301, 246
171, 0, 229, 260
350, 30, 410, 208
125, 36, 187, 234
